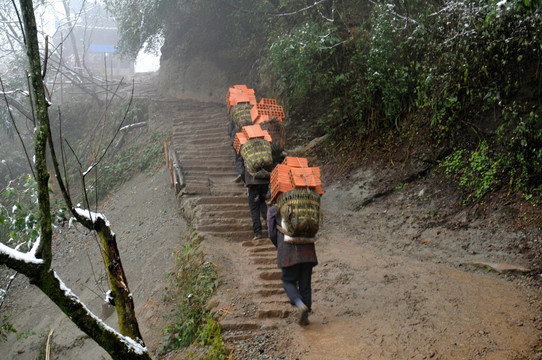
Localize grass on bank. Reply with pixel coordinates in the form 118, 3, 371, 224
161, 226, 229, 360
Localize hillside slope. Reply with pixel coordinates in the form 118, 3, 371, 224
0, 73, 540, 360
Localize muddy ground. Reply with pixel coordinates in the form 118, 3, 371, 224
1, 73, 541, 359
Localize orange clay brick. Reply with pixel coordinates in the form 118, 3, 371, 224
289, 167, 321, 188
234, 84, 255, 94
283, 157, 309, 168
257, 103, 285, 118
242, 124, 265, 140
271, 162, 323, 200
233, 132, 248, 154
270, 164, 294, 202
226, 86, 257, 112
259, 98, 278, 106
250, 101, 285, 123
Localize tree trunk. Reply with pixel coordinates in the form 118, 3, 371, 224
19, 0, 53, 268
6, 1, 153, 359
94, 216, 144, 341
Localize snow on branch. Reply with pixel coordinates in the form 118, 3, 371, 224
119, 122, 147, 132
74, 207, 112, 230
0, 89, 30, 97
0, 236, 44, 264
82, 163, 97, 177
55, 272, 147, 355
273, 0, 329, 17
368, 0, 418, 24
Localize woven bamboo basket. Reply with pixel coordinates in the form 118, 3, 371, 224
230, 104, 253, 130
240, 138, 273, 176
277, 188, 322, 238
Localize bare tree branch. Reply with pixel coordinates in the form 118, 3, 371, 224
0, 77, 35, 178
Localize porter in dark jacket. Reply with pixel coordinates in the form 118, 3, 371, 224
267, 205, 318, 325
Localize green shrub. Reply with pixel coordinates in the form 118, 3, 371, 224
498, 110, 542, 194
440, 141, 500, 203
162, 228, 226, 358
0, 175, 66, 248
268, 21, 341, 106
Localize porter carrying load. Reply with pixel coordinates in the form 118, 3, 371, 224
270, 157, 323, 242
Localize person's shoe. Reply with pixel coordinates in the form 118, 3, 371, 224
252, 233, 262, 241
298, 303, 309, 326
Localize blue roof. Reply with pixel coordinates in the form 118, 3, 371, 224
89, 44, 116, 53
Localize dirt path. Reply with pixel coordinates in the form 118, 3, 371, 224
292, 172, 540, 359
1, 75, 540, 359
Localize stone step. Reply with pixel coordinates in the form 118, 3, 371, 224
241, 238, 274, 247
197, 222, 252, 233
257, 281, 282, 289
203, 209, 250, 218
178, 160, 235, 168
256, 307, 291, 319
173, 117, 225, 126
181, 185, 210, 195
194, 204, 249, 214
184, 171, 238, 179
256, 265, 278, 272
251, 257, 276, 266
175, 154, 233, 162
173, 128, 228, 138
209, 187, 247, 197
256, 288, 284, 297
180, 164, 234, 172
248, 246, 276, 254
177, 153, 233, 162
220, 320, 260, 332
172, 137, 230, 147
198, 216, 252, 226
201, 230, 267, 241
177, 151, 231, 159
259, 271, 281, 281
173, 118, 226, 127
193, 196, 249, 206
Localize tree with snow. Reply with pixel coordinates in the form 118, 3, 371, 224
0, 1, 151, 359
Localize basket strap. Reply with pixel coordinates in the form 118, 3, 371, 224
277, 224, 294, 237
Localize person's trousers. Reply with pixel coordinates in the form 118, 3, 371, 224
281, 262, 314, 311
248, 184, 268, 235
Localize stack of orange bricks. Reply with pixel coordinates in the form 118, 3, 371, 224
233, 124, 273, 154
251, 98, 286, 124
226, 85, 257, 113
270, 157, 323, 202
226, 85, 285, 124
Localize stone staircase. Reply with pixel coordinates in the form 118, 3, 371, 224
169, 99, 293, 345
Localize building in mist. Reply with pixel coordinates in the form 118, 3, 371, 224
53, 1, 133, 79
